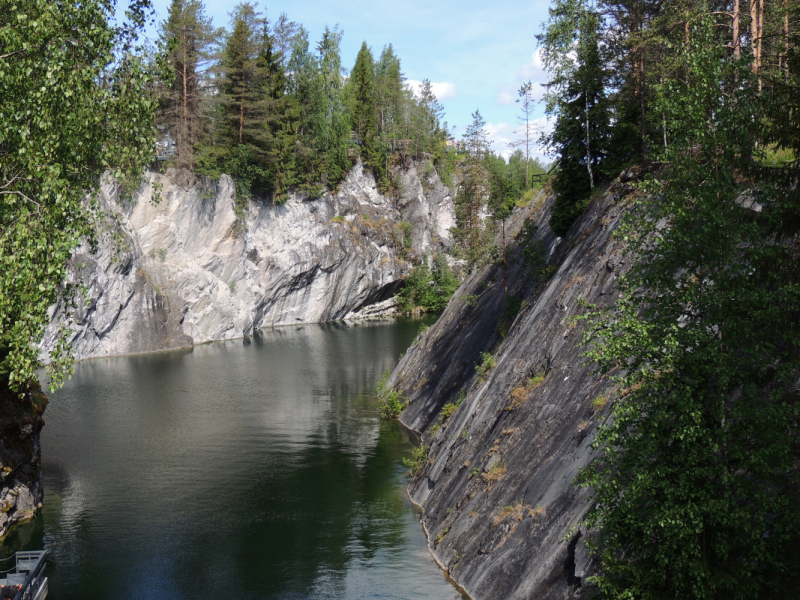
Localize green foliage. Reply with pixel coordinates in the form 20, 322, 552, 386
577, 18, 800, 599
393, 220, 413, 253
516, 219, 555, 281
462, 294, 479, 307
0, 0, 159, 392
403, 443, 429, 475
452, 110, 495, 271
378, 389, 407, 419
397, 254, 460, 313
156, 0, 218, 169
475, 352, 496, 382
196, 3, 299, 206
440, 402, 458, 421
498, 295, 523, 338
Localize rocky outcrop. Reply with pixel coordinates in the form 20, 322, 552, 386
39, 159, 454, 361
385, 177, 641, 599
0, 384, 46, 540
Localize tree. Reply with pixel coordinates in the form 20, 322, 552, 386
287, 26, 326, 192
375, 45, 405, 145
452, 110, 493, 270
542, 9, 610, 237
487, 155, 517, 322
316, 25, 350, 185
0, 0, 158, 392
272, 12, 298, 70
157, 0, 218, 169
412, 79, 445, 158
508, 81, 538, 188
348, 42, 381, 175
578, 17, 800, 598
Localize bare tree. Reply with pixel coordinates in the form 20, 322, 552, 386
507, 81, 538, 188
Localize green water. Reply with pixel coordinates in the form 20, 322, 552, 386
4, 318, 463, 599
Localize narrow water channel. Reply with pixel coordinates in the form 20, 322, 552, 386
4, 318, 463, 599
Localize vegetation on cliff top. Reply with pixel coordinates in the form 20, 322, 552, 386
156, 0, 454, 204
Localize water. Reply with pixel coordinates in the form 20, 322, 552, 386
4, 318, 464, 599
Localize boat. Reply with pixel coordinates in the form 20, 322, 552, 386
0, 551, 48, 600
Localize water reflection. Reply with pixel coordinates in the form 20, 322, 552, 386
6, 317, 463, 599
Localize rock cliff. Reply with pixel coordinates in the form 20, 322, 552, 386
0, 383, 46, 540
385, 174, 643, 599
39, 159, 454, 361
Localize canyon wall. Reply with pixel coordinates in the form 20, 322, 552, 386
385, 172, 645, 599
39, 159, 454, 362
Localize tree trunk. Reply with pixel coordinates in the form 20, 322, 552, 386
750, 0, 758, 76
183, 24, 188, 158
732, 0, 741, 59
502, 217, 508, 327
239, 101, 244, 145
757, 0, 764, 91
585, 92, 594, 189
639, 53, 648, 159
783, 0, 790, 77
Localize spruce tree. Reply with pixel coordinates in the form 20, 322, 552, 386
349, 42, 382, 180
316, 26, 350, 185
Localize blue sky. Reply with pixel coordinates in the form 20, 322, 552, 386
145, 0, 554, 160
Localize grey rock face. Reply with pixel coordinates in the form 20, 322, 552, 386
387, 180, 638, 600
40, 159, 454, 361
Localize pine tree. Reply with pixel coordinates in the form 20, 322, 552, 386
157, 0, 217, 168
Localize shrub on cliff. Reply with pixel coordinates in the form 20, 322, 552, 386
396, 254, 459, 314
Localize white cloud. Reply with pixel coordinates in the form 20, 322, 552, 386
517, 48, 547, 82
480, 118, 554, 161
496, 88, 514, 106
485, 122, 515, 158
406, 79, 457, 101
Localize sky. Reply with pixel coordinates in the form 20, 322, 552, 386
145, 0, 554, 161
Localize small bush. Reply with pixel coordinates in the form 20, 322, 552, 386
379, 389, 408, 419
403, 443, 429, 475
440, 402, 458, 421
482, 462, 507, 485
397, 253, 460, 313
462, 294, 479, 307
475, 352, 496, 381
592, 392, 609, 412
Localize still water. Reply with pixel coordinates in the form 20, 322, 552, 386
4, 318, 463, 599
